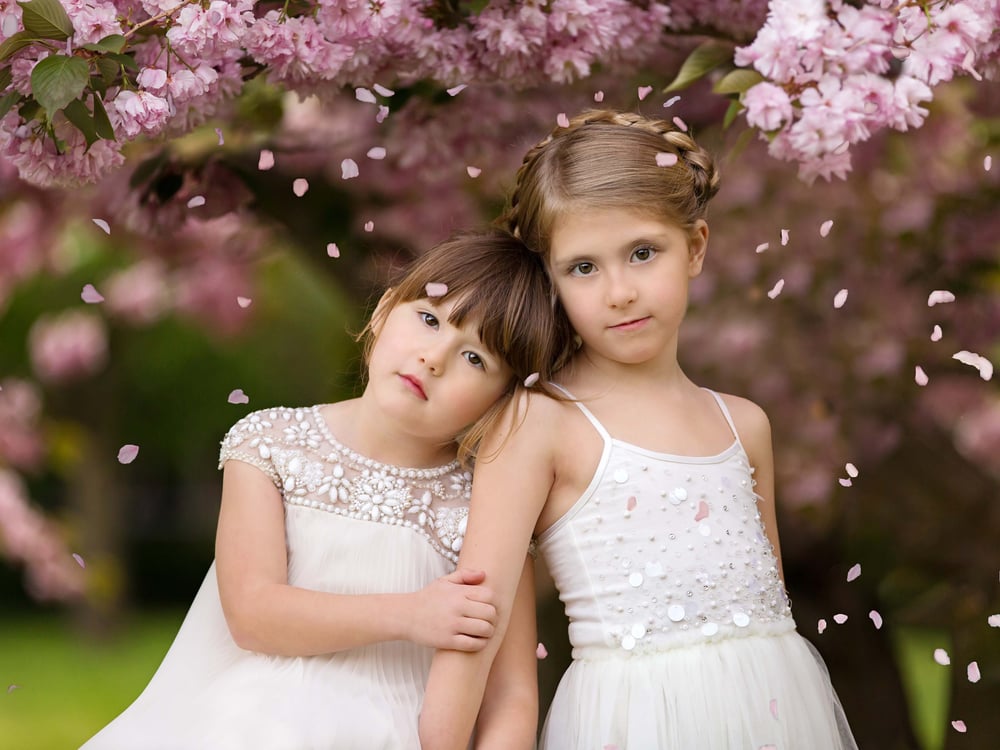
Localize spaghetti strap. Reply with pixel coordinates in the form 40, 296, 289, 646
549, 384, 612, 443
705, 389, 741, 444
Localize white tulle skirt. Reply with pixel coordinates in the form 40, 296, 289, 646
539, 630, 857, 750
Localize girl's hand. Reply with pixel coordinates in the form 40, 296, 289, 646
408, 568, 497, 651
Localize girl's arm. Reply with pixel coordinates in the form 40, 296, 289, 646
474, 556, 539, 750
215, 460, 498, 656
420, 394, 557, 750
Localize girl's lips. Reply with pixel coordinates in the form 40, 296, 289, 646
399, 374, 427, 400
610, 316, 651, 331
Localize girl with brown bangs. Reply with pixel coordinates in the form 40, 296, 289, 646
80, 228, 574, 750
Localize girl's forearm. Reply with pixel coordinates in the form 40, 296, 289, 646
420, 648, 499, 750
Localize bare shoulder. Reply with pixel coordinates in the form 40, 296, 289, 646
482, 387, 573, 458
715, 392, 773, 450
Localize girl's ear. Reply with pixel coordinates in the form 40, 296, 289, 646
687, 220, 709, 277
369, 288, 395, 338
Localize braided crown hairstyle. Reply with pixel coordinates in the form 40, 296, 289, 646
499, 109, 721, 259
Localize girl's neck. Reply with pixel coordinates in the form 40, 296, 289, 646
564, 345, 691, 396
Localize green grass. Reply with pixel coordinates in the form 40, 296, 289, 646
0, 611, 184, 749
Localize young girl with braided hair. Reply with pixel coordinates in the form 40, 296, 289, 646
420, 111, 857, 750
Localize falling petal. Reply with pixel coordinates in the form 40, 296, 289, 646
215, 128, 224, 146
989, 614, 1000, 627
446, 84, 467, 96
536, 642, 548, 659
72, 553, 85, 568
869, 610, 883, 629
7, 685, 18, 693
655, 152, 678, 167
376, 105, 389, 123
951, 720, 967, 733
833, 289, 848, 309
367, 147, 386, 160
931, 325, 942, 342
258, 150, 275, 170
557, 112, 570, 128
626, 496, 637, 511
694, 500, 709, 522
672, 116, 688, 132
755, 242, 769, 254
952, 350, 993, 381
927, 290, 955, 306
117, 444, 139, 464
92, 218, 110, 234
934, 648, 950, 666
846, 463, 859, 478
363, 221, 374, 232
373, 84, 394, 97
780, 229, 789, 246
293, 178, 309, 197
341, 159, 359, 179
326, 243, 340, 258
769, 698, 778, 720
187, 195, 205, 208
81, 284, 104, 304
355, 87, 376, 104
967, 661, 980, 683
838, 477, 852, 487
818, 618, 827, 634
847, 563, 861, 582
466, 166, 481, 178
833, 613, 848, 624
594, 90, 604, 102
237, 297, 252, 308
228, 389, 249, 405
637, 85, 653, 101
523, 372, 540, 387
425, 283, 448, 298
985, 155, 992, 172
915, 366, 929, 386
663, 95, 681, 107
820, 219, 834, 237
767, 279, 785, 299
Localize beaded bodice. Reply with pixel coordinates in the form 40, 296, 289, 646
537, 391, 793, 657
218, 406, 473, 563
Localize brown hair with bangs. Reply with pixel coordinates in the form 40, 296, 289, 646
359, 228, 575, 466
498, 109, 721, 259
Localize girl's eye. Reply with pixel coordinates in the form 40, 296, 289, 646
463, 351, 485, 369
631, 245, 656, 263
419, 311, 439, 329
570, 261, 596, 277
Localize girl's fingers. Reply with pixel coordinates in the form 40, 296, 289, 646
457, 616, 495, 640
461, 600, 498, 625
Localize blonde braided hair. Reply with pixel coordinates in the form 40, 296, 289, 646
499, 109, 720, 258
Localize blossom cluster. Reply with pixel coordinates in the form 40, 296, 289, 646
735, 0, 1000, 181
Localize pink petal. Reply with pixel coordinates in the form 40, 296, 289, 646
376, 105, 389, 123
931, 325, 943, 342
92, 218, 110, 234
327, 243, 340, 258
215, 128, 224, 146
355, 87, 376, 104
915, 366, 929, 386
367, 147, 386, 160
373, 84, 394, 97
833, 289, 848, 309
293, 178, 309, 197
341, 159, 359, 179
663, 96, 681, 107
846, 462, 859, 478
425, 283, 448, 298
237, 296, 252, 308
951, 720, 967, 733
952, 350, 993, 381
594, 90, 604, 103
869, 610, 883, 629
7, 685, 18, 693
81, 284, 104, 304
927, 290, 955, 306
989, 614, 1000, 627
839, 477, 852, 487
672, 116, 687, 132
626, 496, 637, 511
117, 444, 139, 464
536, 642, 548, 659
228, 389, 249, 405
655, 152, 678, 167
769, 698, 778, 720
767, 279, 785, 299
694, 500, 709, 522
833, 613, 848, 624
523, 372, 540, 387
967, 661, 980, 683
187, 195, 205, 208
72, 553, 86, 568
934, 648, 950, 666
985, 155, 992, 172
466, 166, 481, 178
780, 229, 790, 246
258, 149, 275, 170
557, 112, 570, 128
817, 618, 827, 634
755, 242, 769, 254
847, 563, 861, 582
446, 84, 467, 96
637, 85, 653, 101
820, 219, 834, 237
364, 221, 374, 232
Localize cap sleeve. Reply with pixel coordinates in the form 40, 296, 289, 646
218, 409, 283, 489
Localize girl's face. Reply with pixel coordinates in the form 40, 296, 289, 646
367, 296, 513, 443
548, 207, 708, 369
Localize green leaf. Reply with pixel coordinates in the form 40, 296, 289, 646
17, 0, 74, 41
722, 99, 741, 130
92, 91, 113, 139
82, 33, 126, 54
0, 91, 21, 119
62, 96, 98, 147
0, 30, 41, 61
663, 41, 734, 94
19, 97, 41, 122
713, 68, 765, 96
0, 65, 11, 92
105, 52, 139, 72
30, 53, 89, 116
95, 56, 119, 87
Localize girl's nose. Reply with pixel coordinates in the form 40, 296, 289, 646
419, 346, 446, 375
606, 275, 637, 307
